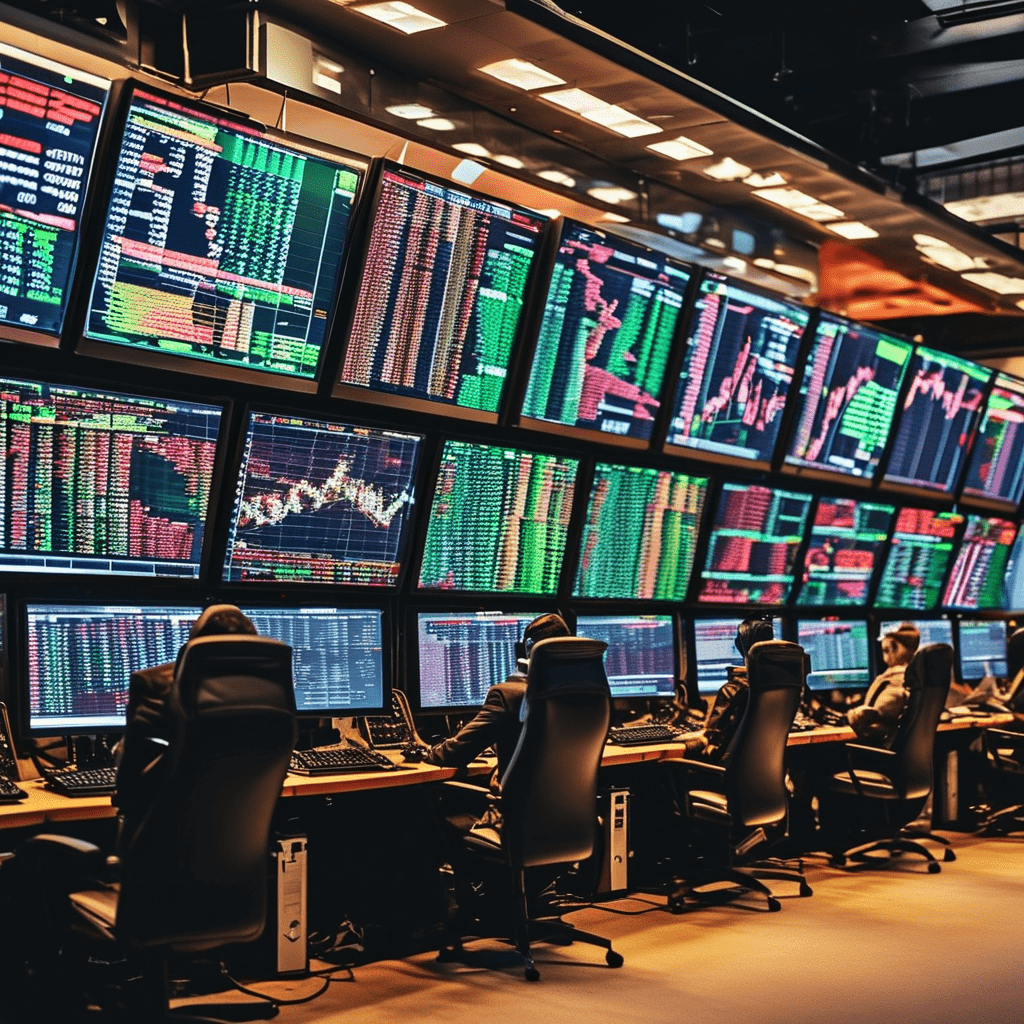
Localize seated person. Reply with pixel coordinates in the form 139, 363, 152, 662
846, 622, 919, 747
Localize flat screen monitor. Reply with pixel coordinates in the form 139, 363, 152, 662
795, 497, 896, 607
691, 616, 778, 697
83, 85, 365, 389
573, 462, 708, 601
0, 376, 223, 577
335, 165, 546, 420
797, 619, 871, 692
241, 606, 385, 715
575, 614, 675, 700
882, 346, 991, 494
957, 620, 1008, 682
878, 617, 954, 650
664, 271, 810, 469
0, 42, 109, 346
418, 441, 578, 595
23, 602, 200, 734
942, 515, 1019, 611
959, 372, 1024, 511
415, 610, 542, 712
222, 411, 423, 586
875, 508, 964, 610
784, 313, 913, 481
519, 220, 690, 445
698, 483, 813, 604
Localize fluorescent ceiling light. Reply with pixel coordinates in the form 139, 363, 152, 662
386, 103, 434, 119
743, 171, 786, 188
913, 233, 986, 272
587, 185, 638, 204
353, 2, 446, 34
417, 117, 456, 131
773, 264, 817, 286
600, 212, 630, 223
493, 154, 526, 169
646, 136, 713, 161
537, 169, 576, 188
703, 157, 752, 181
540, 88, 661, 138
945, 192, 1024, 223
451, 159, 485, 185
961, 271, 1024, 295
827, 221, 879, 240
453, 142, 491, 158
478, 59, 565, 91
753, 187, 844, 221
722, 257, 747, 273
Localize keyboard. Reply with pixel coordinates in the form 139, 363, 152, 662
44, 766, 117, 797
290, 745, 398, 775
0, 776, 26, 802
607, 723, 691, 746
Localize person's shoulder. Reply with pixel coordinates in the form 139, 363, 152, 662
130, 662, 175, 693
488, 678, 527, 703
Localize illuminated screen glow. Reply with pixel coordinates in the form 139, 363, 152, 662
957, 620, 1008, 681
879, 617, 954, 650
942, 515, 1019, 610
960, 372, 1024, 508
797, 619, 871, 691
875, 508, 964, 610
576, 614, 676, 699
691, 616, 778, 696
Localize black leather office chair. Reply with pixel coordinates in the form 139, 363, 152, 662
21, 634, 296, 1019
977, 727, 1024, 835
824, 642, 954, 872
438, 636, 621, 981
669, 640, 810, 913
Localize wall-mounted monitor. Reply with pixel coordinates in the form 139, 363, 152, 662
23, 602, 200, 734
878, 616, 954, 650
881, 346, 991, 495
784, 313, 913, 481
664, 271, 810, 470
575, 614, 676, 700
957, 619, 1008, 683
0, 376, 223, 578
942, 515, 1019, 611
335, 165, 546, 421
690, 616, 779, 697
794, 497, 896, 607
241, 605, 386, 715
959, 371, 1024, 511
875, 508, 964, 610
519, 220, 690, 445
1005, 529, 1024, 612
413, 609, 542, 713
698, 483, 813, 604
573, 462, 708, 601
0, 42, 109, 346
82, 85, 365, 389
417, 440, 578, 595
797, 619, 871, 693
222, 411, 422, 586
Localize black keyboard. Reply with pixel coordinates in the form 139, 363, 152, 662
290, 746, 398, 775
0, 777, 26, 802
607, 723, 690, 746
44, 766, 117, 797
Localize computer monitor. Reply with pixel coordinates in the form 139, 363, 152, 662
784, 313, 913, 481
959, 372, 1024, 511
664, 271, 810, 470
519, 219, 691, 445
573, 462, 708, 601
875, 508, 964, 610
690, 616, 777, 697
222, 411, 423, 586
23, 603, 200, 735
414, 610, 543, 713
0, 376, 224, 578
957, 620, 1009, 683
698, 483, 813, 604
417, 441, 578, 595
575, 614, 676, 700
878, 617, 954, 650
82, 84, 365, 389
1005, 529, 1024, 611
797, 619, 871, 693
794, 497, 896, 607
335, 164, 547, 421
882, 346, 992, 495
942, 515, 1019, 611
240, 606, 386, 715
0, 42, 109, 347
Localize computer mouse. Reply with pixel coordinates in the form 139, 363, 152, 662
401, 743, 429, 763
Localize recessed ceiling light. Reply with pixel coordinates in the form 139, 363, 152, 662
541, 88, 661, 138
537, 169, 576, 188
913, 234, 985, 272
961, 271, 1024, 295
703, 157, 752, 181
587, 185, 638, 204
453, 142, 491, 158
722, 256, 747, 272
599, 212, 630, 223
752, 187, 844, 221
743, 171, 787, 188
945, 192, 1024, 223
353, 2, 446, 34
646, 136, 713, 161
827, 221, 879, 240
478, 58, 565, 91
386, 103, 434, 119
451, 159, 485, 185
493, 154, 526, 169
417, 117, 456, 131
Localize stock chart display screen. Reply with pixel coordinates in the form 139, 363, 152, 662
0, 42, 108, 344
882, 346, 991, 493
698, 483, 813, 604
337, 166, 545, 418
957, 620, 1008, 682
573, 462, 707, 601
0, 377, 222, 577
795, 497, 896, 607
222, 412, 422, 586
521, 221, 690, 442
959, 372, 1024, 509
797, 619, 871, 692
665, 272, 809, 467
942, 515, 1019, 610
575, 614, 676, 699
418, 441, 578, 595
85, 86, 363, 382
875, 507, 964, 610
785, 313, 913, 479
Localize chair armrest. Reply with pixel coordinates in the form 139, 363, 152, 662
680, 760, 727, 784
19, 833, 115, 885
840, 743, 897, 797
983, 728, 1024, 771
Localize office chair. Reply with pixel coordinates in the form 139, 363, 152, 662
437, 636, 622, 981
975, 725, 1024, 836
824, 642, 955, 872
668, 640, 809, 913
20, 634, 296, 1020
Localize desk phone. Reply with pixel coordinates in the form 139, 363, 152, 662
0, 703, 27, 801
361, 690, 419, 749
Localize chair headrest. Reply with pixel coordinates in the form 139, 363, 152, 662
905, 642, 954, 690
526, 637, 609, 700
745, 640, 807, 692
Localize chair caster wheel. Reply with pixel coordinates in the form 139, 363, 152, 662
927, 862, 941, 874
524, 967, 540, 982
767, 897, 781, 912
943, 848, 956, 862
606, 950, 624, 968
799, 882, 813, 897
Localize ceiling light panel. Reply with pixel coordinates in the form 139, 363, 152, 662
753, 187, 844, 221
478, 58, 565, 91
353, 2, 446, 34
386, 103, 435, 119
828, 222, 879, 240
703, 157, 752, 181
540, 88, 661, 138
647, 136, 713, 161
453, 142, 491, 158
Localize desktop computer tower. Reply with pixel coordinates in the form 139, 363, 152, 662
270, 836, 308, 975
596, 788, 630, 896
